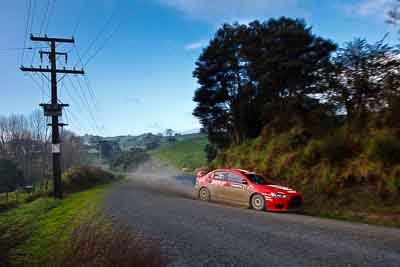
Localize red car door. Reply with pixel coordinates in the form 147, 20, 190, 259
208, 171, 229, 200
223, 171, 251, 205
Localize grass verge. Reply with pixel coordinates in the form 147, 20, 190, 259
0, 192, 32, 212
0, 185, 108, 266
0, 180, 165, 267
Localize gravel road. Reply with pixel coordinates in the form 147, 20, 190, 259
105, 162, 400, 267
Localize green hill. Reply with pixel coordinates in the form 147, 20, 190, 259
151, 135, 208, 172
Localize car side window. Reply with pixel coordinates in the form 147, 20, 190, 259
213, 172, 227, 180
227, 172, 244, 184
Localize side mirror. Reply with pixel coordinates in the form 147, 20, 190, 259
242, 179, 248, 185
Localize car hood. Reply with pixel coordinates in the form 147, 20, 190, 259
254, 184, 299, 194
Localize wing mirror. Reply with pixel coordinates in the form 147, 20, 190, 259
242, 179, 248, 185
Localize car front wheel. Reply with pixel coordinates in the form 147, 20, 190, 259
251, 194, 265, 211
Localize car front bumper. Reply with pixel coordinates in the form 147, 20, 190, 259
265, 195, 302, 212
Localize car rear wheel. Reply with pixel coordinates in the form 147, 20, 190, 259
199, 188, 211, 202
251, 194, 265, 211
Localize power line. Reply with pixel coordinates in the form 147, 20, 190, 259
63, 83, 88, 134
62, 82, 95, 134
67, 76, 100, 132
79, 7, 119, 62
37, 72, 47, 102
83, 19, 123, 67
73, 43, 84, 67
24, 72, 49, 99
77, 75, 107, 135
29, 0, 36, 34
0, 47, 47, 55
30, 0, 42, 65
39, 0, 51, 35
72, 1, 86, 37
32, 71, 49, 97
44, 0, 57, 33
0, 46, 45, 51
72, 44, 100, 113
21, 0, 32, 65
32, 68, 49, 93
76, 75, 99, 112
72, 45, 106, 135
64, 109, 87, 134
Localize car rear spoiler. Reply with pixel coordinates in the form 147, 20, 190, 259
196, 170, 208, 177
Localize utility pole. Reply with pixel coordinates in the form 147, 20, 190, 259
21, 35, 84, 199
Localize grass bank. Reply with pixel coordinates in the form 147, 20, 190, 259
0, 185, 109, 266
212, 127, 400, 228
151, 135, 208, 172
0, 163, 165, 267
0, 191, 31, 212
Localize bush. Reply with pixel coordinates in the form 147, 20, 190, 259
288, 127, 312, 149
365, 132, 400, 166
387, 166, 400, 193
0, 159, 24, 194
301, 133, 350, 166
62, 166, 116, 193
301, 139, 323, 166
312, 162, 339, 195
342, 159, 382, 184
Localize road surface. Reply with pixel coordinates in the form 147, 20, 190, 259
105, 164, 400, 267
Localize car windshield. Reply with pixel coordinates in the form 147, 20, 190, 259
245, 173, 268, 185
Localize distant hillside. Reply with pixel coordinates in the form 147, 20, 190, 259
151, 135, 208, 172
83, 132, 204, 153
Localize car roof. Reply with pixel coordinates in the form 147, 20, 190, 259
234, 169, 254, 174
213, 168, 255, 174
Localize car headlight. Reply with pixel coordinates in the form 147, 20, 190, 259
271, 192, 286, 198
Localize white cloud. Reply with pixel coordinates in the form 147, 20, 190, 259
344, 0, 396, 17
184, 40, 208, 50
159, 0, 301, 24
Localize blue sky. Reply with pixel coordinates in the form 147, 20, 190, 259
0, 0, 398, 136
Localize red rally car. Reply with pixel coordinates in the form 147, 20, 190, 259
195, 169, 302, 212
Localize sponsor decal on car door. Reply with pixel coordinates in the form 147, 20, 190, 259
224, 172, 250, 204
209, 171, 228, 200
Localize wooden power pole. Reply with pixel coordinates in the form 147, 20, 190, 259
21, 35, 85, 199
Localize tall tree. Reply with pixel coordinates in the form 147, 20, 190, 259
193, 18, 336, 147
329, 38, 400, 129
193, 23, 254, 146
244, 18, 336, 129
164, 129, 174, 137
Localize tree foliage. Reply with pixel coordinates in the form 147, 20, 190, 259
193, 17, 337, 147
194, 17, 400, 148
328, 38, 400, 129
111, 149, 150, 171
0, 110, 83, 191
0, 159, 24, 193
